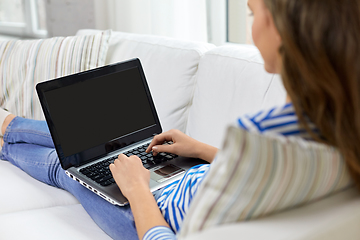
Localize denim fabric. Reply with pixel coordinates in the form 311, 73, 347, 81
1, 117, 139, 240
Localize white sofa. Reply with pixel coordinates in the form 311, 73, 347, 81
1, 29, 360, 240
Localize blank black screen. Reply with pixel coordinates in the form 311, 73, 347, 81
44, 67, 156, 157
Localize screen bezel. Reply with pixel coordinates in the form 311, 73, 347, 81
36, 58, 162, 170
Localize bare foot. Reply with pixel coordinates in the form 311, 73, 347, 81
2, 114, 15, 135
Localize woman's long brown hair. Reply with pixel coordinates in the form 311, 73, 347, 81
264, 0, 360, 190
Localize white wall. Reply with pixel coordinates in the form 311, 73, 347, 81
94, 0, 208, 42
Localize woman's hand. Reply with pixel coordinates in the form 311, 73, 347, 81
109, 154, 150, 200
146, 129, 218, 163
110, 154, 170, 239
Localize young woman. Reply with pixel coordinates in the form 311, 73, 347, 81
1, 0, 360, 239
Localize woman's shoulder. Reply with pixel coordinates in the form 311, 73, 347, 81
236, 103, 317, 138
237, 103, 295, 131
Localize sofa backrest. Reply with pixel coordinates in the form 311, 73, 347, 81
76, 29, 215, 133
76, 30, 286, 148
186, 45, 286, 148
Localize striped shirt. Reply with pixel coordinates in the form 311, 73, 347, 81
237, 103, 317, 138
143, 103, 317, 240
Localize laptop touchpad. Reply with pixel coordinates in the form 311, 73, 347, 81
151, 164, 185, 183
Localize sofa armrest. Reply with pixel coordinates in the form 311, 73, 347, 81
183, 188, 360, 240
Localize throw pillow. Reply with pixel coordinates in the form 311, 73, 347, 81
178, 125, 352, 238
0, 30, 111, 120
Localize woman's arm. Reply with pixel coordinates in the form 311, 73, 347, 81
146, 129, 218, 163
110, 154, 173, 239
126, 184, 170, 239
110, 130, 217, 238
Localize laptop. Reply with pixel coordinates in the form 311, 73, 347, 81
36, 58, 207, 206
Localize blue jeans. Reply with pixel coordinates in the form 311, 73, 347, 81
0, 117, 139, 240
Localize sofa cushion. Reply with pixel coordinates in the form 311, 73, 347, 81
0, 160, 79, 214
76, 29, 215, 132
186, 45, 286, 148
178, 125, 352, 238
0, 204, 111, 240
0, 30, 111, 120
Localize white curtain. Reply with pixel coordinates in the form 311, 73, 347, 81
94, 0, 208, 42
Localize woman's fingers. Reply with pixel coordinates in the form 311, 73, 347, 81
151, 144, 174, 155
109, 154, 150, 198
146, 129, 199, 157
146, 130, 175, 153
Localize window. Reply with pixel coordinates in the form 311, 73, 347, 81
207, 0, 253, 45
0, 0, 47, 38
227, 0, 253, 44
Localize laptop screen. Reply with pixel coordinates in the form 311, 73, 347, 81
37, 59, 162, 169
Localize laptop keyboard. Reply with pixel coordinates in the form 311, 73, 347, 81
79, 142, 177, 187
